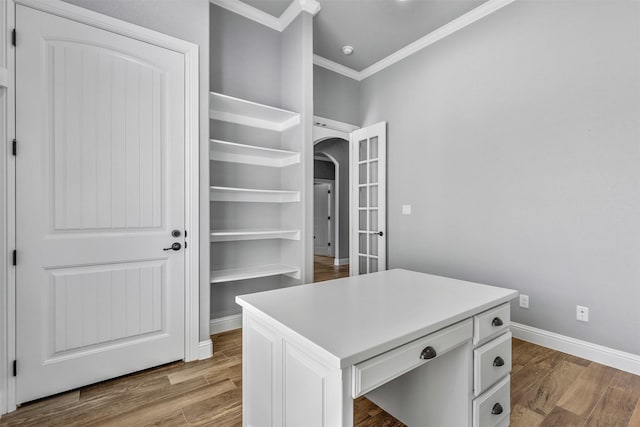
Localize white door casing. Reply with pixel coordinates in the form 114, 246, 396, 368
15, 4, 191, 404
350, 122, 387, 275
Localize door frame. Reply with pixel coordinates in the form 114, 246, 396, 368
1, 0, 200, 414
312, 116, 359, 266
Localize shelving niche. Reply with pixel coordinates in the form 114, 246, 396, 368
209, 6, 312, 334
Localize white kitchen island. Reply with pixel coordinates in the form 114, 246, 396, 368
235, 269, 518, 427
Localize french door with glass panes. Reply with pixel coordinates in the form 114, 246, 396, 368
350, 122, 386, 275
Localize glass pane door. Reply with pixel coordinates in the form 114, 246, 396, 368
351, 122, 386, 275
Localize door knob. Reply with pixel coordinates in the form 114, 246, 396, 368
377, 231, 384, 237
163, 242, 182, 251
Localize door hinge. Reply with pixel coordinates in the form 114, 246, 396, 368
328, 242, 331, 247
328, 216, 331, 220
12, 360, 17, 377
328, 190, 331, 194
11, 29, 16, 47
12, 250, 17, 266
12, 139, 17, 156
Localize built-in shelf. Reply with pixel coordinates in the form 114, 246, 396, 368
210, 186, 300, 203
209, 92, 300, 131
211, 264, 301, 284
210, 228, 300, 242
0, 67, 8, 89
210, 139, 300, 167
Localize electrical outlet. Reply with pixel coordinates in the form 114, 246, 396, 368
519, 294, 529, 309
576, 305, 589, 322
402, 205, 412, 215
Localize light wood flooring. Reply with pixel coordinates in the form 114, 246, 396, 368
1, 259, 639, 426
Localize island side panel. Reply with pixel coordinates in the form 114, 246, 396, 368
243, 311, 283, 427
243, 310, 350, 427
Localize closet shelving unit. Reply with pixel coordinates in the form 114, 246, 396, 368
209, 91, 303, 288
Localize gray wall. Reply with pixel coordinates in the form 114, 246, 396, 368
314, 65, 360, 125
210, 4, 281, 106
63, 0, 211, 342
314, 138, 350, 260
360, 0, 640, 354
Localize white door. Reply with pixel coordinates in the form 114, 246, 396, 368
350, 122, 387, 275
16, 5, 186, 403
314, 183, 331, 256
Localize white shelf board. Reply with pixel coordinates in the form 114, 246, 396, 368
211, 264, 301, 284
210, 186, 300, 203
210, 139, 300, 167
209, 92, 300, 131
0, 67, 7, 88
210, 228, 300, 242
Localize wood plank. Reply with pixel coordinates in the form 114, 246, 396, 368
510, 404, 544, 426
584, 385, 638, 427
520, 359, 586, 416
557, 362, 617, 417
511, 349, 567, 404
539, 406, 585, 427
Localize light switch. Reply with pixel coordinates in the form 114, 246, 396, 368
402, 205, 412, 215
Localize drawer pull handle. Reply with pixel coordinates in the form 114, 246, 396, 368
491, 403, 503, 415
419, 346, 437, 360
491, 317, 504, 327
493, 356, 505, 367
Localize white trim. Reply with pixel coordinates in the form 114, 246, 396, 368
209, 0, 320, 32
313, 0, 518, 81
210, 314, 243, 335
3, 0, 200, 412
198, 339, 213, 360
313, 115, 359, 133
333, 258, 349, 266
511, 322, 640, 376
313, 54, 362, 81
3, 0, 16, 415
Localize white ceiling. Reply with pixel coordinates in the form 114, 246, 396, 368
237, 0, 487, 71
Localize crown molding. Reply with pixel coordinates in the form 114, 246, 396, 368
313, 0, 518, 82
313, 55, 362, 81
210, 0, 320, 32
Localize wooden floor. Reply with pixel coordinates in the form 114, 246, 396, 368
314, 255, 349, 282
2, 259, 639, 426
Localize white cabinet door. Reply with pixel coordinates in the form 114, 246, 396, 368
350, 122, 387, 275
15, 5, 186, 403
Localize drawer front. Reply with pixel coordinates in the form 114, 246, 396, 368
474, 303, 510, 345
352, 319, 473, 398
474, 332, 512, 396
473, 376, 510, 427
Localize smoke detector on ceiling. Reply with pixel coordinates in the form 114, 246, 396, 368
341, 45, 354, 56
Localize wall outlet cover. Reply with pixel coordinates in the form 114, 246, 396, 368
519, 294, 529, 309
402, 205, 412, 215
576, 305, 589, 322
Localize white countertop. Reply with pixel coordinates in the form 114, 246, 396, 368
236, 269, 518, 368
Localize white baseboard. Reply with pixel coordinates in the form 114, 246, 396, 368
210, 314, 242, 335
198, 339, 213, 360
334, 258, 349, 266
511, 322, 640, 376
